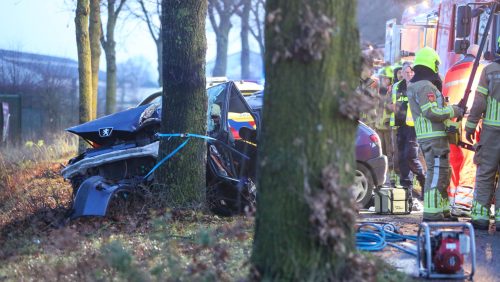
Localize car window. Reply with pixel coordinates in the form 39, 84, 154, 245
207, 83, 227, 132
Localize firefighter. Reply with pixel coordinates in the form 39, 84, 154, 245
358, 55, 379, 128
391, 62, 426, 201
407, 47, 464, 221
464, 37, 500, 230
442, 44, 481, 217
376, 65, 398, 185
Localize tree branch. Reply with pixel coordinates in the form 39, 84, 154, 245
138, 0, 158, 42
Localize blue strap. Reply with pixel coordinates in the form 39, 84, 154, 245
157, 133, 250, 160
143, 137, 191, 179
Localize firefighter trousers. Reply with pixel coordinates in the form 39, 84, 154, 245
419, 137, 451, 220
472, 126, 500, 221
397, 125, 426, 199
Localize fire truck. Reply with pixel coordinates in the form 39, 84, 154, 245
385, 0, 500, 210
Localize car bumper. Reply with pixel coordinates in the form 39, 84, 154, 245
365, 155, 388, 186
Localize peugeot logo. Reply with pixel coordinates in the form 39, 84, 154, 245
99, 127, 113, 137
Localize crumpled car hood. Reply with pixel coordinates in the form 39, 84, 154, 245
66, 104, 151, 144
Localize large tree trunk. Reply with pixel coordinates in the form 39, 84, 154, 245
212, 18, 231, 77
75, 0, 93, 152
156, 37, 163, 87
89, 0, 101, 119
251, 0, 361, 280
240, 0, 251, 79
157, 0, 207, 208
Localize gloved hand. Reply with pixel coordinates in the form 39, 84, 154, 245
465, 127, 476, 144
451, 105, 464, 118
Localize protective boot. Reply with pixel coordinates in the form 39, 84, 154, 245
423, 189, 445, 221
471, 201, 490, 230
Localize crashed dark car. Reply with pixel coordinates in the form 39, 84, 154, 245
62, 81, 258, 218
244, 91, 387, 207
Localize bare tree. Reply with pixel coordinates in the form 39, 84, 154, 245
89, 0, 101, 119
158, 0, 207, 208
75, 0, 93, 151
249, 0, 265, 62
236, 0, 251, 79
101, 0, 127, 115
131, 0, 163, 87
207, 0, 241, 76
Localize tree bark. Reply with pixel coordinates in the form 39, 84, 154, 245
157, 0, 207, 208
75, 0, 93, 152
251, 0, 361, 280
240, 0, 251, 79
89, 0, 101, 119
156, 36, 163, 87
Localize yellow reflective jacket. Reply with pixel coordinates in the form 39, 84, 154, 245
390, 80, 414, 127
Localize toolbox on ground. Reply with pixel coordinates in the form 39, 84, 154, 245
375, 187, 411, 214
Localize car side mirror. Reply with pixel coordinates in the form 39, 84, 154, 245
456, 5, 472, 38
454, 39, 470, 54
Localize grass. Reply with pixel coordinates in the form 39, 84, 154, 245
0, 137, 411, 281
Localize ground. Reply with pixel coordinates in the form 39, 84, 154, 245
360, 211, 500, 281
3, 139, 496, 281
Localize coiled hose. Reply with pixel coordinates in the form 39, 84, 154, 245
356, 222, 418, 256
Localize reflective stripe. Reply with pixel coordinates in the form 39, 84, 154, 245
416, 131, 447, 139
421, 102, 434, 112
465, 120, 477, 129
454, 186, 473, 208
430, 106, 453, 116
483, 120, 500, 126
406, 104, 414, 126
477, 85, 489, 95
425, 189, 443, 213
471, 201, 489, 221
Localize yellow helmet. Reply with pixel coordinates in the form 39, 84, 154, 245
414, 47, 441, 73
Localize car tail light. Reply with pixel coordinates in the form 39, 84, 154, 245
369, 134, 380, 146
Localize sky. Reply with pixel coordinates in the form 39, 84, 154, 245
0, 0, 257, 80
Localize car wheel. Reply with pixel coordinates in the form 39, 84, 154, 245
354, 164, 374, 208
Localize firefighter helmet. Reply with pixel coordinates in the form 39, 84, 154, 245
414, 47, 441, 73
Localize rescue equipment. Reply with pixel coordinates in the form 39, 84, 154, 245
374, 187, 411, 214
417, 222, 476, 280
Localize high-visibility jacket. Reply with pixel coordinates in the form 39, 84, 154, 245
390, 80, 414, 127
407, 80, 461, 140
466, 62, 500, 130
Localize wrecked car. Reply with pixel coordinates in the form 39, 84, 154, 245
62, 81, 258, 218
244, 91, 387, 208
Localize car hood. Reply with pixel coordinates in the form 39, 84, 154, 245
66, 104, 150, 144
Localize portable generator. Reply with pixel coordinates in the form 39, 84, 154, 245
417, 222, 476, 280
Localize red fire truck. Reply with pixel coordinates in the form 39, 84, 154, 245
385, 0, 499, 211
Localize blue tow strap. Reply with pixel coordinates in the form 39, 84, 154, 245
143, 133, 249, 180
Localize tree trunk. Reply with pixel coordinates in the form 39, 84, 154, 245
157, 0, 207, 208
251, 0, 361, 280
240, 0, 251, 79
75, 0, 93, 152
89, 0, 101, 119
156, 37, 163, 87
105, 44, 117, 114
212, 18, 231, 77
102, 0, 123, 115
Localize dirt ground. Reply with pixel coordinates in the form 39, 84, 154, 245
359, 211, 500, 281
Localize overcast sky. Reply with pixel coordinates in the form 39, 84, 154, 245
0, 0, 254, 75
